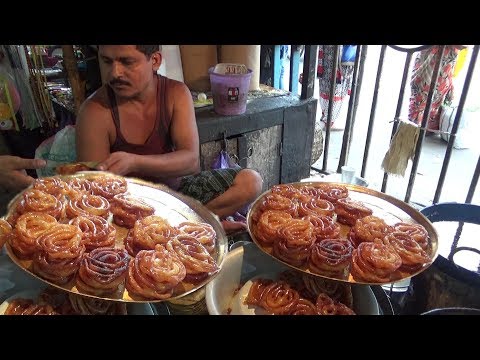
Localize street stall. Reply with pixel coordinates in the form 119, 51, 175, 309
0, 45, 445, 316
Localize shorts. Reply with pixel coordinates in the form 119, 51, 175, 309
178, 168, 241, 204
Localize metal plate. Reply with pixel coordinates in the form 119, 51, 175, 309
3, 172, 228, 303
247, 182, 439, 285
0, 287, 158, 315
206, 243, 380, 315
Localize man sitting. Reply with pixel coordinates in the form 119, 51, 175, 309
75, 45, 263, 233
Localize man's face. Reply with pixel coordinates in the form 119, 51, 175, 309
98, 45, 160, 99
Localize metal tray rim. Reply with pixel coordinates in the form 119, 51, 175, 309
246, 181, 439, 286
3, 172, 228, 303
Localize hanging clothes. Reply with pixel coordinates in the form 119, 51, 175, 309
408, 45, 460, 131
317, 45, 355, 127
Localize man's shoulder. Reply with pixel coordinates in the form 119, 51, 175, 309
79, 86, 110, 114
76, 86, 111, 127
86, 86, 109, 106
163, 76, 187, 90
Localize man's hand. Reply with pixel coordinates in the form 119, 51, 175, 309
0, 156, 46, 192
96, 152, 138, 176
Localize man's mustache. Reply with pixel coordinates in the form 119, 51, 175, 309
110, 79, 130, 87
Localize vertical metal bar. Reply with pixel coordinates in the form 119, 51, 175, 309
381, 51, 414, 192
361, 45, 387, 178
322, 45, 341, 172
237, 135, 248, 169
301, 45, 318, 100
405, 46, 446, 203
466, 155, 480, 203
347, 45, 368, 157
337, 45, 363, 172
289, 45, 301, 95
273, 45, 281, 89
434, 45, 479, 203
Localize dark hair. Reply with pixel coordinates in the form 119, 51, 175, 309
136, 45, 159, 58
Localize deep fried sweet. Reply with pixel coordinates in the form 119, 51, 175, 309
297, 198, 335, 218
176, 221, 216, 254
66, 178, 94, 196
289, 297, 318, 315
315, 183, 349, 204
66, 193, 110, 219
32, 224, 85, 285
255, 210, 292, 244
15, 189, 63, 220
166, 235, 218, 284
301, 273, 353, 308
335, 197, 373, 226
69, 215, 116, 251
351, 240, 402, 283
259, 193, 298, 217
91, 176, 127, 199
349, 215, 393, 247
0, 218, 12, 249
383, 232, 431, 271
126, 245, 186, 300
302, 214, 340, 241
68, 293, 125, 315
5, 298, 58, 315
127, 216, 178, 255
76, 247, 130, 296
297, 186, 321, 198
110, 193, 155, 229
393, 222, 429, 251
273, 218, 315, 267
277, 270, 306, 294
56, 162, 93, 175
124, 229, 141, 257
11, 212, 57, 259
32, 177, 70, 199
309, 238, 353, 278
258, 280, 300, 315
270, 184, 301, 199
315, 293, 355, 315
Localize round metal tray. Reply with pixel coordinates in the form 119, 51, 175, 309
247, 182, 439, 285
3, 172, 228, 303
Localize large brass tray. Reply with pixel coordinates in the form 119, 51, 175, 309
3, 172, 228, 303
247, 182, 439, 285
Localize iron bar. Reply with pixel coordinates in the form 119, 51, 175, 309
322, 45, 340, 172
434, 45, 479, 203
465, 154, 480, 203
337, 45, 363, 172
348, 45, 368, 158
301, 45, 318, 100
405, 46, 446, 203
273, 45, 281, 89
289, 45, 301, 95
381, 51, 414, 192
361, 45, 387, 178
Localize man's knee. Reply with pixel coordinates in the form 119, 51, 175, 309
235, 169, 263, 200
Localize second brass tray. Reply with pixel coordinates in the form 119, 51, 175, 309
247, 182, 438, 285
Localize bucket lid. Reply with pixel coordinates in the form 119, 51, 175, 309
212, 63, 248, 75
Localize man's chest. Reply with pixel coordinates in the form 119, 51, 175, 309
117, 105, 157, 145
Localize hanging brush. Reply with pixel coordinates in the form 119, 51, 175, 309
381, 119, 420, 177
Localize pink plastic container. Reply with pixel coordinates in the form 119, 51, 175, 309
209, 67, 252, 115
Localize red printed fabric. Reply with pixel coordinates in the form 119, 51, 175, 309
409, 46, 459, 130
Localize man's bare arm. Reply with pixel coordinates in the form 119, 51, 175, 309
75, 97, 112, 163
